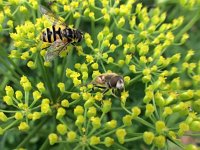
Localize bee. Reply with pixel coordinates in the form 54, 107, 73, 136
92, 73, 125, 96
40, 5, 83, 61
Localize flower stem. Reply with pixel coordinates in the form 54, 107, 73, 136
16, 117, 49, 148
134, 117, 155, 129
176, 11, 200, 41
124, 136, 143, 142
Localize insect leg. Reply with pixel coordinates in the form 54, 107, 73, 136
42, 45, 51, 50
103, 88, 109, 94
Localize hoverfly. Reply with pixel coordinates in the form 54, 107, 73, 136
92, 73, 124, 97
40, 5, 83, 62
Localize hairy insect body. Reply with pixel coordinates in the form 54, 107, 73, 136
92, 73, 124, 96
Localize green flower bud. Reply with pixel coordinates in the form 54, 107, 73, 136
18, 122, 30, 131
91, 117, 101, 129
97, 32, 104, 41
74, 105, 84, 116
142, 75, 151, 83
125, 55, 132, 65
145, 104, 155, 117
143, 90, 153, 103
41, 102, 51, 114
32, 112, 41, 120
89, 136, 100, 145
102, 100, 112, 113
155, 121, 166, 134
131, 106, 141, 118
87, 106, 97, 118
3, 95, 13, 105
104, 137, 114, 147
57, 82, 65, 92
89, 12, 95, 21
154, 135, 166, 148
84, 97, 95, 108
129, 65, 136, 73
110, 44, 116, 52
0, 112, 8, 122
83, 8, 90, 16
22, 82, 32, 91
57, 124, 67, 135
75, 115, 84, 126
36, 82, 45, 93
155, 92, 165, 107
190, 121, 200, 132
56, 107, 66, 119
122, 115, 133, 126
192, 99, 200, 113
15, 112, 23, 120
168, 131, 176, 140
61, 99, 69, 107
33, 90, 41, 101
67, 131, 77, 142
80, 63, 88, 72
48, 133, 58, 145
73, 12, 81, 19
170, 77, 181, 90
107, 57, 114, 63
179, 90, 194, 101
105, 120, 117, 129
185, 144, 198, 150
27, 61, 36, 69
116, 34, 123, 45
178, 122, 189, 136
116, 129, 126, 144
117, 17, 125, 28
130, 15, 136, 28
143, 131, 154, 145
162, 107, 173, 118
127, 34, 135, 43
5, 86, 14, 97
71, 93, 80, 100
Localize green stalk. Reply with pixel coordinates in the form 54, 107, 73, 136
125, 74, 142, 89
185, 133, 200, 137
167, 136, 184, 149
176, 11, 200, 41
74, 144, 81, 150
134, 117, 155, 129
16, 117, 49, 148
113, 143, 128, 150
69, 99, 81, 107
99, 125, 125, 138
0, 57, 20, 79
91, 145, 102, 150
0, 68, 19, 86
100, 60, 106, 73
25, 91, 29, 106
12, 6, 19, 16
0, 109, 17, 113
124, 136, 143, 142
38, 55, 54, 101
4, 120, 19, 131
152, 97, 160, 119
39, 137, 49, 150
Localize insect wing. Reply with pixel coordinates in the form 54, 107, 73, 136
45, 39, 69, 62
40, 5, 67, 26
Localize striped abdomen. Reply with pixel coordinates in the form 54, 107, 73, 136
41, 25, 64, 43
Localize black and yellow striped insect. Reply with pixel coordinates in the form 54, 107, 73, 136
40, 5, 83, 61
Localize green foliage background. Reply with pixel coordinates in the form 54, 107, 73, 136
0, 0, 200, 150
